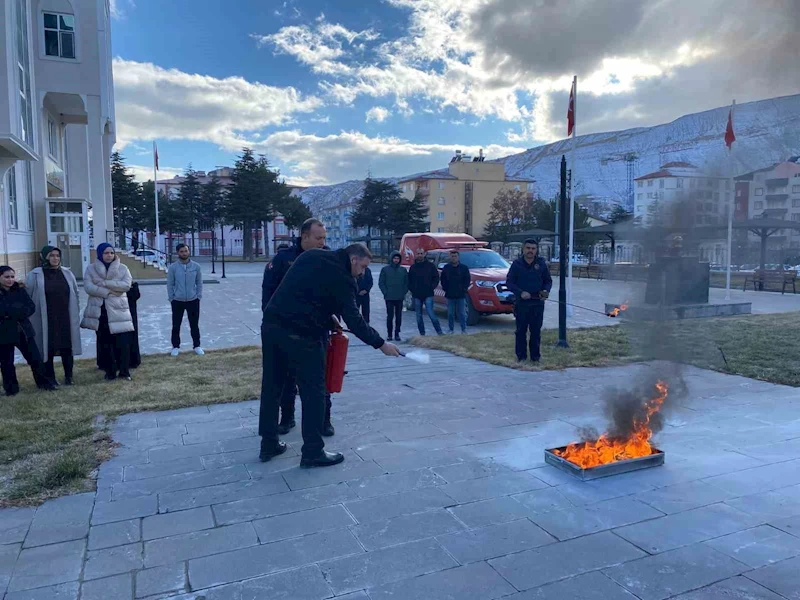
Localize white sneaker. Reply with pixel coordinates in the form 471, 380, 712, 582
194, 347, 205, 356
170, 348, 180, 357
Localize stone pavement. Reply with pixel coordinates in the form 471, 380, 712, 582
2, 342, 800, 599
71, 262, 800, 358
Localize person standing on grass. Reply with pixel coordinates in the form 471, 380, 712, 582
26, 246, 82, 386
356, 267, 373, 323
82, 244, 135, 381
408, 248, 443, 336
441, 250, 471, 334
167, 243, 204, 357
379, 251, 408, 342
262, 218, 327, 435
0, 266, 56, 394
506, 239, 552, 363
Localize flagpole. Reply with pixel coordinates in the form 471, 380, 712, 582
567, 76, 577, 317
153, 141, 161, 254
725, 100, 736, 300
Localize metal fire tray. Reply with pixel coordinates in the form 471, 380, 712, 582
544, 446, 664, 481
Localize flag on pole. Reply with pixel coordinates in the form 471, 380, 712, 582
724, 109, 736, 149
153, 141, 159, 171
567, 81, 575, 137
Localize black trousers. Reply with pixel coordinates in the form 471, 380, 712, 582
356, 294, 370, 323
0, 336, 46, 394
99, 308, 131, 378
259, 323, 327, 458
385, 299, 403, 336
44, 348, 73, 382
171, 299, 201, 348
515, 302, 545, 361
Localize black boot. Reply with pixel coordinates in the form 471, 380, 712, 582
300, 451, 344, 468
259, 440, 288, 462
322, 395, 334, 437
277, 412, 296, 435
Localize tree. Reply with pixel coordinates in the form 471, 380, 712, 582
532, 197, 593, 257
198, 174, 227, 257
177, 166, 203, 255
142, 180, 186, 254
385, 189, 429, 246
278, 195, 313, 233
224, 148, 285, 261
111, 152, 146, 248
351, 177, 399, 256
483, 189, 536, 242
609, 204, 633, 224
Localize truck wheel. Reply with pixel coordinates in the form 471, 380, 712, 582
404, 291, 414, 311
467, 301, 481, 326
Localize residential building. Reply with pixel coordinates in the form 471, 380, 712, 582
735, 157, 800, 251
397, 150, 535, 238
1, 0, 115, 276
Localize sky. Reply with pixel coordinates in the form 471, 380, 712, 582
111, 0, 799, 187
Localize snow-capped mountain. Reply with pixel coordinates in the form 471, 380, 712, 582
298, 94, 800, 215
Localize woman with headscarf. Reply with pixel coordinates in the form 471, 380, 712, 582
26, 246, 82, 385
82, 243, 135, 381
0, 266, 56, 394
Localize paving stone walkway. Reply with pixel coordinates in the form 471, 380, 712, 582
2, 344, 800, 599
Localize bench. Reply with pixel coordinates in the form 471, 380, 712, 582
743, 270, 797, 294
577, 265, 606, 280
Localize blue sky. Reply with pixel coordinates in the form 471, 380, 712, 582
110, 0, 796, 186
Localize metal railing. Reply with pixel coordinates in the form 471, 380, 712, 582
106, 230, 173, 269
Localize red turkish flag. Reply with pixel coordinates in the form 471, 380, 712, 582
724, 109, 735, 149
567, 82, 575, 137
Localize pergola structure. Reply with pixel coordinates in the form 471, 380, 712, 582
504, 228, 557, 242
694, 218, 800, 272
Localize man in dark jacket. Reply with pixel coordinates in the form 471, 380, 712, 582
356, 268, 373, 323
440, 250, 471, 334
261, 218, 327, 434
506, 239, 552, 362
378, 251, 409, 341
408, 248, 443, 336
260, 244, 401, 468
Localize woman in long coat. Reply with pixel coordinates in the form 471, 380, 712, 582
25, 246, 82, 385
82, 243, 135, 380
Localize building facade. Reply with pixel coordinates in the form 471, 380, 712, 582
397, 152, 535, 239
1, 0, 115, 276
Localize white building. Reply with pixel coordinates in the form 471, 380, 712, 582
1, 0, 115, 277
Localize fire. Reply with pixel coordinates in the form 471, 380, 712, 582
608, 302, 629, 317
553, 381, 668, 469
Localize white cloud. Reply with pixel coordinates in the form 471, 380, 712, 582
127, 164, 182, 183
109, 0, 135, 20
112, 59, 322, 151
365, 106, 391, 123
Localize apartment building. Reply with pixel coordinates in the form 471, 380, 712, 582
1, 0, 115, 276
397, 151, 535, 238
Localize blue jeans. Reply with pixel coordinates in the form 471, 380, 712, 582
414, 297, 443, 335
447, 298, 467, 333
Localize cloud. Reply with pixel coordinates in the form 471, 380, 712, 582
365, 106, 392, 123
109, 0, 135, 20
127, 164, 182, 183
112, 59, 322, 150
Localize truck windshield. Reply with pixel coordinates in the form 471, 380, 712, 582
456, 251, 510, 269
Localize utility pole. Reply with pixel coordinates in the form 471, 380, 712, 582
558, 155, 569, 348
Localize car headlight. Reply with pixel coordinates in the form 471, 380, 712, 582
475, 280, 495, 288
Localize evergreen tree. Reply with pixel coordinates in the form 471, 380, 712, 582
278, 195, 313, 232
198, 174, 226, 257
110, 152, 145, 248
178, 166, 202, 255
351, 177, 399, 255
386, 189, 429, 246
609, 204, 633, 224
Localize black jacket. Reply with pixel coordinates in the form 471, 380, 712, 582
506, 256, 552, 305
440, 263, 471, 299
0, 284, 36, 345
408, 260, 440, 300
264, 249, 385, 349
357, 268, 373, 294
262, 238, 304, 311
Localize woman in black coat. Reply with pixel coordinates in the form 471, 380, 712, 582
0, 266, 55, 395
97, 281, 141, 371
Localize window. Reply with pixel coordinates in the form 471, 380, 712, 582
24, 162, 34, 231
754, 201, 764, 209
401, 184, 406, 192
637, 193, 643, 200
513, 185, 521, 191
793, 185, 800, 194
791, 214, 800, 222
6, 167, 19, 230
793, 199, 800, 208
437, 227, 445, 233
714, 192, 719, 201
43, 13, 75, 59
526, 183, 534, 192
637, 181, 643, 188
647, 180, 653, 187
659, 179, 664, 188
437, 197, 445, 205
438, 182, 445, 190
15, 0, 34, 144
436, 212, 445, 221
755, 188, 764, 196
676, 178, 684, 189
47, 118, 59, 160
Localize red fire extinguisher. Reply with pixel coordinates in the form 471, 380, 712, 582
325, 331, 349, 393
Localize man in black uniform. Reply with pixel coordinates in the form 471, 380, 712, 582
259, 244, 401, 467
262, 218, 327, 434
506, 239, 552, 362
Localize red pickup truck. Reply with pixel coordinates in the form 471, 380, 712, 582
398, 233, 514, 325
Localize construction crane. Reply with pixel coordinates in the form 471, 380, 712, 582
600, 152, 639, 210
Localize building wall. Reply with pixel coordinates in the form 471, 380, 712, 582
743, 161, 800, 250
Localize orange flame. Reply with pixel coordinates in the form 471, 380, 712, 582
608, 302, 629, 317
553, 381, 668, 469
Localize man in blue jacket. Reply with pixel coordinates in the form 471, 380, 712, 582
356, 268, 373, 323
168, 243, 204, 356
440, 250, 471, 334
506, 240, 553, 362
506, 239, 552, 362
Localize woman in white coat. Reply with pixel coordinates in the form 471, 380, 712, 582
82, 243, 135, 380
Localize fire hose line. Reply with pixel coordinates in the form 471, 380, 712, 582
544, 297, 621, 318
